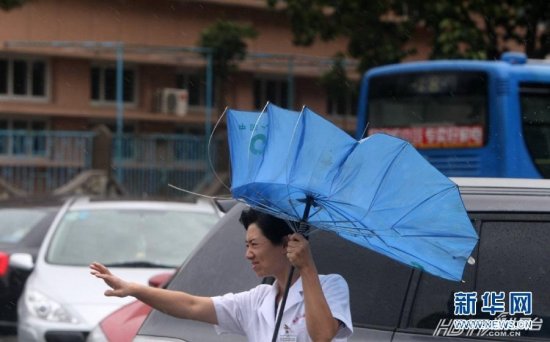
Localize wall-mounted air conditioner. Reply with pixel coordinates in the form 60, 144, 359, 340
155, 88, 189, 117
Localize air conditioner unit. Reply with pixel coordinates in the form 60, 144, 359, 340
156, 88, 189, 117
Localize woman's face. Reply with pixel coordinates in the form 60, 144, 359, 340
245, 223, 287, 278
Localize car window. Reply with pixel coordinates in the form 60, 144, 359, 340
46, 208, 219, 267
405, 253, 478, 330
476, 218, 550, 338
139, 203, 257, 341
405, 219, 480, 330
0, 208, 52, 244
406, 214, 550, 339
310, 230, 413, 329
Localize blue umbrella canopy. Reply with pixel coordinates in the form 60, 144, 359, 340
227, 103, 478, 282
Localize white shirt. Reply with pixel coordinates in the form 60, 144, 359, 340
212, 274, 353, 342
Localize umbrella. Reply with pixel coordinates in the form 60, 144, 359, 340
225, 103, 478, 339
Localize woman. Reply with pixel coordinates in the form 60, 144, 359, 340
90, 208, 352, 341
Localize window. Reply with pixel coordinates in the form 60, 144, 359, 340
0, 57, 47, 98
407, 215, 550, 338
367, 71, 488, 148
520, 82, 550, 178
90, 65, 136, 104
326, 87, 358, 116
407, 244, 478, 329
46, 208, 218, 267
254, 77, 289, 109
476, 219, 550, 338
176, 72, 208, 106
311, 230, 412, 328
0, 119, 47, 156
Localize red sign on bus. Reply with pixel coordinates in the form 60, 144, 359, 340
368, 125, 484, 148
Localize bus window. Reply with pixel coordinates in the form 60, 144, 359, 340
366, 71, 488, 149
520, 83, 550, 178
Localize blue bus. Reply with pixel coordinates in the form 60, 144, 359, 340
356, 52, 550, 178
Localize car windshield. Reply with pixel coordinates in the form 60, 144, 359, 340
0, 208, 52, 244
46, 207, 219, 267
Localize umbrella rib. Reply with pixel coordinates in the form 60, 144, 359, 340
235, 186, 306, 226
282, 106, 307, 221
209, 107, 232, 193
388, 184, 457, 234
308, 200, 377, 237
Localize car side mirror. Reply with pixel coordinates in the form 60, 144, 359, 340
9, 253, 34, 271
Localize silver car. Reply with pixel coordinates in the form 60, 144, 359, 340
135, 178, 550, 342
14, 196, 222, 342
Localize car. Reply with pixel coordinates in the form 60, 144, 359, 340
85, 198, 237, 342
15, 196, 223, 342
0, 196, 66, 333
86, 271, 173, 342
134, 178, 550, 342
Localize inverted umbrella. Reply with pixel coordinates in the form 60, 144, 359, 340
226, 103, 478, 339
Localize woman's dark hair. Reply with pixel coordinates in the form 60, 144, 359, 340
239, 208, 294, 245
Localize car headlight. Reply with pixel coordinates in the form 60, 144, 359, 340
23, 289, 79, 324
86, 324, 108, 342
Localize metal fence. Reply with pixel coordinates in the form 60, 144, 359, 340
0, 130, 215, 198
0, 130, 95, 194
113, 134, 215, 198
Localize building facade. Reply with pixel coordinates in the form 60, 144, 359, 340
0, 0, 363, 196
0, 0, 361, 135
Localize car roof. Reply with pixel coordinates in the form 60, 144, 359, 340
452, 177, 550, 212
64, 196, 221, 214
452, 177, 550, 191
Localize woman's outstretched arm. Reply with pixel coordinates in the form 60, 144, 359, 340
90, 262, 217, 324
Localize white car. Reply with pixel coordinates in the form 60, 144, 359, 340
13, 196, 222, 342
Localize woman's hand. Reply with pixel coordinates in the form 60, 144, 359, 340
90, 262, 134, 297
285, 233, 314, 270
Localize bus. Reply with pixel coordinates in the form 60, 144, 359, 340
355, 52, 550, 178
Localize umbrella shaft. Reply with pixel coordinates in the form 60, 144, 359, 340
272, 196, 313, 341
297, 196, 313, 236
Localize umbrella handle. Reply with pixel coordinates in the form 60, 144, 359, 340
296, 195, 314, 236
272, 195, 313, 342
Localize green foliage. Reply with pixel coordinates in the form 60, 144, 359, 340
268, 0, 414, 73
319, 53, 355, 103
198, 20, 258, 80
319, 53, 358, 116
411, 0, 550, 60
268, 0, 550, 69
0, 0, 27, 10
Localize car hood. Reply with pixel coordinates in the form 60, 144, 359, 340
25, 263, 173, 326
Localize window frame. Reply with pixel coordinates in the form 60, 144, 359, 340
0, 55, 50, 101
326, 84, 358, 117
253, 75, 290, 109
175, 70, 209, 107
90, 63, 138, 107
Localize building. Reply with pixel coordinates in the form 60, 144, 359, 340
0, 0, 360, 196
